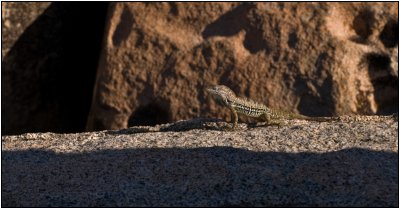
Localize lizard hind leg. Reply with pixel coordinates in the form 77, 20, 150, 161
259, 113, 283, 126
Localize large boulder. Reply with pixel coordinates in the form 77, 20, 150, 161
86, 2, 398, 131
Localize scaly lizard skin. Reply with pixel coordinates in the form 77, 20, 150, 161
207, 85, 338, 129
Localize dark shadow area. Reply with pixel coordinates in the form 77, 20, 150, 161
363, 52, 399, 114
128, 103, 170, 127
293, 52, 336, 117
112, 5, 134, 47
352, 9, 375, 41
1, 3, 109, 135
201, 3, 269, 54
2, 147, 398, 207
379, 18, 399, 48
202, 3, 254, 39
296, 76, 335, 117
287, 31, 298, 49
111, 118, 225, 134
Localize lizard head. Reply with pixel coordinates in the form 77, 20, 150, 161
206, 85, 236, 106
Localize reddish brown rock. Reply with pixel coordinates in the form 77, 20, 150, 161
87, 2, 398, 131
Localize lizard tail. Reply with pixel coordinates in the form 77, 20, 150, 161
270, 108, 338, 122
295, 114, 339, 122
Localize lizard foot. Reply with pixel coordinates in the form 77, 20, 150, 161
263, 121, 283, 127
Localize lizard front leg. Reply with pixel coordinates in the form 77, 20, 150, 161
229, 106, 238, 129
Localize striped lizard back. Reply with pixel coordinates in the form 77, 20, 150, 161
228, 96, 268, 117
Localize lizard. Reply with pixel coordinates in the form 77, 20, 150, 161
206, 85, 338, 129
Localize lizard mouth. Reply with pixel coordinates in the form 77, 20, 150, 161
206, 88, 216, 94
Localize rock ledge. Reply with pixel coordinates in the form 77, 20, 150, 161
2, 116, 398, 207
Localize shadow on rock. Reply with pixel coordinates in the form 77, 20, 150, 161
106, 118, 225, 134
2, 147, 398, 207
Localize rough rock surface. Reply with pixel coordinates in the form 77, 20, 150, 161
2, 116, 398, 207
2, 3, 108, 135
87, 2, 398, 131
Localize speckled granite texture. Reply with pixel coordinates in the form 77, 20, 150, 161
2, 116, 398, 207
